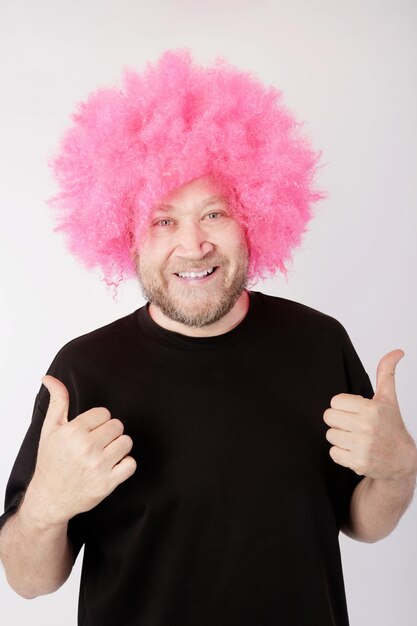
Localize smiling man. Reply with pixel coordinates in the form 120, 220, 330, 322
0, 50, 416, 626
136, 175, 250, 333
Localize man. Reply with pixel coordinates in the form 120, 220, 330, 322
0, 50, 416, 626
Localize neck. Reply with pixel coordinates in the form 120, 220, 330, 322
148, 290, 250, 337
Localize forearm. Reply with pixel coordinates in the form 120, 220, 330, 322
341, 472, 417, 543
0, 483, 74, 599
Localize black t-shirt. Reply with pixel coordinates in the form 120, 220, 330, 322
0, 291, 373, 625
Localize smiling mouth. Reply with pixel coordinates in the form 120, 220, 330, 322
174, 267, 218, 279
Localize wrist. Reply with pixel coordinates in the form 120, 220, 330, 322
370, 469, 417, 499
377, 438, 417, 484
19, 479, 70, 531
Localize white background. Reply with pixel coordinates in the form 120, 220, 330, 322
0, 1, 416, 624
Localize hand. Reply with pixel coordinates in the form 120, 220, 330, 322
27, 375, 137, 525
323, 350, 417, 482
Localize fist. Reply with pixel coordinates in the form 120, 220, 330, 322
323, 349, 417, 481
28, 375, 137, 525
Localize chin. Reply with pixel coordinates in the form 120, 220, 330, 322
166, 289, 243, 328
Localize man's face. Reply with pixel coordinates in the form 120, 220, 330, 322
135, 176, 249, 328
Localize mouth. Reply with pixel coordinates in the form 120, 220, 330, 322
173, 266, 219, 283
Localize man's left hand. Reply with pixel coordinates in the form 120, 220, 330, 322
323, 349, 417, 481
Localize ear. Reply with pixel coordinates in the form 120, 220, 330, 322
131, 248, 139, 265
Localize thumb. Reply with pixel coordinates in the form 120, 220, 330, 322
41, 374, 70, 427
374, 349, 405, 404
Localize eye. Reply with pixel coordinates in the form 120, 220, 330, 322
206, 211, 224, 220
154, 218, 174, 227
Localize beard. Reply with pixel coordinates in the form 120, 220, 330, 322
136, 245, 249, 328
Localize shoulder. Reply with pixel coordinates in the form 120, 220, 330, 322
252, 291, 348, 338
252, 291, 372, 395
47, 308, 141, 369
38, 308, 143, 414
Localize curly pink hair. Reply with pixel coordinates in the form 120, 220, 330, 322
49, 48, 323, 293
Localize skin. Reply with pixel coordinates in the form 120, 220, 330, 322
325, 349, 417, 541
134, 175, 251, 336
0, 176, 416, 601
0, 380, 136, 597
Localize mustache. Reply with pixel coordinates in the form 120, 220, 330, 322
167, 256, 226, 273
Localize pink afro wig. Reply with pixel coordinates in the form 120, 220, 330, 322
49, 48, 323, 293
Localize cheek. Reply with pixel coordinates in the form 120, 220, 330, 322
137, 240, 173, 267
221, 229, 249, 260
215, 218, 245, 242
229, 220, 249, 246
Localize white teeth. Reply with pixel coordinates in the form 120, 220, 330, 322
177, 267, 215, 278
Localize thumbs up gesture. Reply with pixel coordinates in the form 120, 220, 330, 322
323, 350, 417, 482
27, 375, 137, 526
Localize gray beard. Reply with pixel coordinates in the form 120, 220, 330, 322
137, 254, 249, 328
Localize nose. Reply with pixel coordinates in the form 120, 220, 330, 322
174, 221, 214, 258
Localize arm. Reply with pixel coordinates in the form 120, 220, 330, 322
324, 349, 417, 542
341, 468, 417, 543
0, 482, 74, 598
0, 375, 136, 599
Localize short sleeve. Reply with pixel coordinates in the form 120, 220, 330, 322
338, 323, 374, 401
329, 321, 375, 528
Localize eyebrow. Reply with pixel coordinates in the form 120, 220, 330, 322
153, 195, 226, 212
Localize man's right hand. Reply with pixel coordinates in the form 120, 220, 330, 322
26, 375, 137, 526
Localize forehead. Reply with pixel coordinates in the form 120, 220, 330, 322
152, 176, 227, 212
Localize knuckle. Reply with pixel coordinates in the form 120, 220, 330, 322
120, 434, 133, 450
78, 438, 93, 456
367, 403, 380, 418
323, 408, 332, 422
360, 421, 373, 436
110, 418, 125, 434
89, 406, 111, 421
68, 418, 83, 434
126, 457, 137, 475
354, 460, 366, 475
360, 418, 378, 436
119, 456, 137, 479
329, 446, 338, 461
330, 396, 339, 408
85, 451, 102, 470
357, 436, 370, 453
96, 481, 111, 499
97, 407, 112, 420
367, 439, 379, 456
